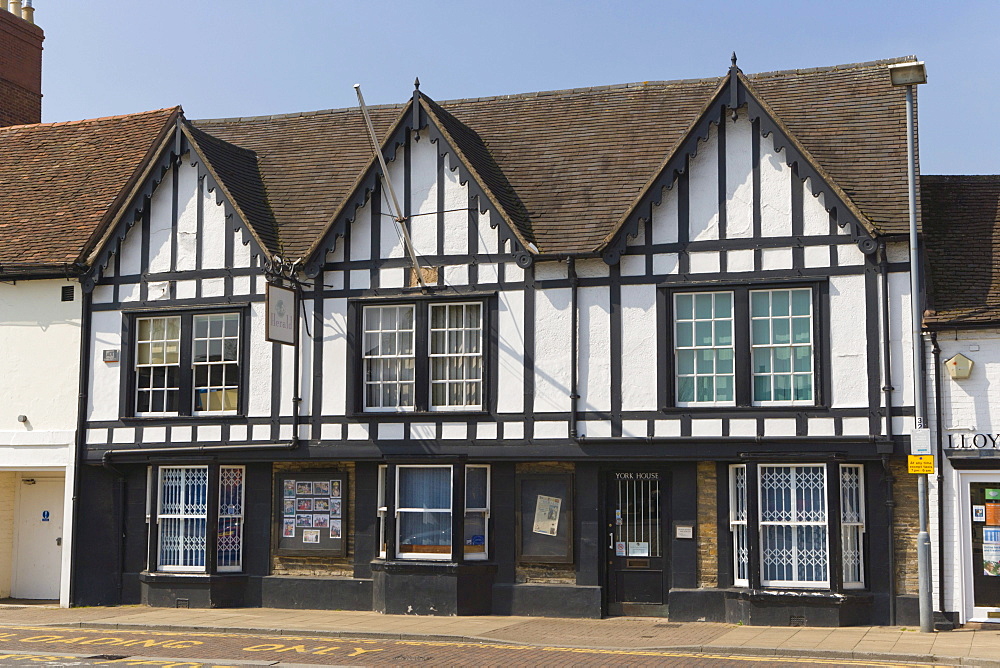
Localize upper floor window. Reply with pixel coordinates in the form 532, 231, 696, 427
134, 311, 242, 416
672, 286, 816, 407
362, 301, 483, 412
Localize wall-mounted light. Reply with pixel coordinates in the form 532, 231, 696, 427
22, 478, 35, 485
946, 353, 974, 380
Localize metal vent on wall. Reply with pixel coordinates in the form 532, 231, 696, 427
61, 285, 74, 302
175, 598, 190, 609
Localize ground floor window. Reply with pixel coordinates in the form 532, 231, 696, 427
730, 462, 865, 589
156, 464, 244, 572
377, 464, 490, 561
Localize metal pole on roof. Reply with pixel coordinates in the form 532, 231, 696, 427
890, 60, 932, 634
354, 84, 427, 290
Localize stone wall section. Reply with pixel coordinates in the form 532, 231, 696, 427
697, 461, 718, 587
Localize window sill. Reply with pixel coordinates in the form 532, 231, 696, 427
659, 405, 827, 414
351, 410, 491, 420
119, 415, 248, 424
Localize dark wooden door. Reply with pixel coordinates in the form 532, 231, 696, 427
606, 470, 669, 616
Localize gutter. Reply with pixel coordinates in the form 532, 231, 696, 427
99, 441, 298, 468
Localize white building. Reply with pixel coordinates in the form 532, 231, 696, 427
922, 175, 1000, 626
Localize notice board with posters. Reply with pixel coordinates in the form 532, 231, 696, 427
516, 473, 574, 563
273, 471, 347, 557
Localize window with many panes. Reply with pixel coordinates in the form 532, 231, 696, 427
134, 311, 242, 416
361, 301, 483, 412
156, 465, 245, 573
672, 286, 816, 407
729, 463, 865, 589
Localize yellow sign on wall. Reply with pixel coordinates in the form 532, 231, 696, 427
908, 455, 935, 474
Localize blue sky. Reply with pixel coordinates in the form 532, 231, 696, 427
36, 0, 998, 174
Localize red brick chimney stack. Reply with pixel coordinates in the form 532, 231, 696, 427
0, 1, 43, 127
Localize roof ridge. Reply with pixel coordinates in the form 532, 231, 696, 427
194, 103, 400, 125
923, 174, 1000, 180
0, 106, 181, 132
746, 55, 917, 80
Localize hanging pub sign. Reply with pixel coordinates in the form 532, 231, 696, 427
266, 283, 297, 345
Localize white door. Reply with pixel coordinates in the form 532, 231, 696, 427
12, 477, 63, 600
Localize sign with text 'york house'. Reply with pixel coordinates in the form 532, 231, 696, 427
266, 283, 297, 345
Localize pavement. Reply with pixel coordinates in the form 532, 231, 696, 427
2, 601, 1000, 667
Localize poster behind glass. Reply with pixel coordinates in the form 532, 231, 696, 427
274, 471, 346, 557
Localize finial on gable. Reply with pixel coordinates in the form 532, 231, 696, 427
414, 77, 421, 92
412, 77, 422, 141
729, 52, 740, 121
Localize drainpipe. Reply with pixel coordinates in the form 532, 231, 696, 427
568, 258, 579, 440
69, 286, 93, 607
882, 454, 896, 626
931, 331, 947, 618
879, 241, 897, 626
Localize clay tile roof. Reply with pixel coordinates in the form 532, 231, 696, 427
192, 104, 402, 259
190, 57, 914, 258
0, 107, 180, 275
923, 175, 1000, 326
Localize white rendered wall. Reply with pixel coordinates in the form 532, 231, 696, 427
0, 280, 81, 443
828, 274, 868, 407
0, 472, 13, 598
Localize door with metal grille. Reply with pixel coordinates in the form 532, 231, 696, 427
606, 471, 668, 616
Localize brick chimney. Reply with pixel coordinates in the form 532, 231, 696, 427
0, 2, 43, 127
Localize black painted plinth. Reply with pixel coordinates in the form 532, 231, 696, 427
491, 583, 601, 618
371, 560, 496, 615
259, 575, 372, 610
668, 588, 875, 627
139, 572, 248, 608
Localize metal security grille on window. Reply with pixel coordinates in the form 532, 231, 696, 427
751, 289, 813, 403
217, 466, 244, 571
363, 306, 415, 409
430, 303, 482, 409
136, 317, 181, 413
730, 464, 749, 586
159, 467, 208, 571
759, 465, 828, 586
840, 465, 865, 587
193, 314, 240, 413
675, 292, 734, 405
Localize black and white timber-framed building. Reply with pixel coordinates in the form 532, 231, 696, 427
62, 57, 929, 626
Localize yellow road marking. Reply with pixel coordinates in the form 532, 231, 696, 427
0, 624, 948, 666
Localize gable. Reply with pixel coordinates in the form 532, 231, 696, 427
302, 94, 536, 277
601, 70, 881, 264
83, 123, 269, 293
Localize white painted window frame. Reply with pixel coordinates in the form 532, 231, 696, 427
395, 464, 453, 561
750, 288, 814, 406
840, 464, 865, 589
377, 464, 387, 559
157, 465, 209, 573
674, 291, 736, 407
191, 313, 241, 416
729, 464, 750, 587
362, 304, 416, 412
428, 302, 484, 411
464, 464, 490, 561
758, 464, 829, 588
135, 315, 182, 417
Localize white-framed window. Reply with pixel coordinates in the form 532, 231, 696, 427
134, 311, 242, 417
363, 305, 415, 411
729, 463, 866, 590
674, 292, 735, 405
156, 465, 245, 573
750, 288, 813, 405
136, 316, 181, 414
759, 464, 829, 587
729, 464, 750, 587
429, 303, 483, 410
377, 464, 388, 559
216, 465, 245, 572
464, 465, 490, 560
671, 286, 816, 407
192, 313, 241, 414
840, 464, 866, 588
361, 301, 484, 412
396, 465, 452, 560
